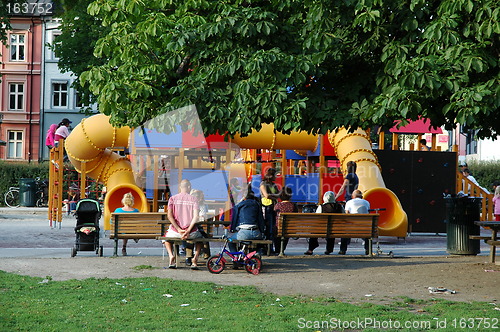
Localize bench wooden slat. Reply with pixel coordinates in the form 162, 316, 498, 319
469, 235, 490, 241
277, 212, 378, 256
110, 212, 169, 256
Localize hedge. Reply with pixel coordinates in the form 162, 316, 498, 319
467, 160, 500, 193
0, 161, 50, 205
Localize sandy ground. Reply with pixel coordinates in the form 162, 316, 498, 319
1, 210, 499, 304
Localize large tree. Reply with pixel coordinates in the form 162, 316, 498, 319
68, 0, 498, 138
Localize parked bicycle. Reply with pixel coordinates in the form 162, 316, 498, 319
4, 186, 20, 208
35, 178, 49, 207
4, 178, 49, 208
206, 237, 262, 275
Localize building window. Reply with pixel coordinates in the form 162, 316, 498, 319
10, 34, 25, 61
75, 89, 88, 108
51, 32, 61, 60
9, 83, 24, 110
52, 82, 68, 107
7, 131, 23, 159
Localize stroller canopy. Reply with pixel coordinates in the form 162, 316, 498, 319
75, 199, 102, 226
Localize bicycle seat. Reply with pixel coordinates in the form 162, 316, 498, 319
240, 241, 252, 246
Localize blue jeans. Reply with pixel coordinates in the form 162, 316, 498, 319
228, 229, 263, 252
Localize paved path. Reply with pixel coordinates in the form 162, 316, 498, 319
0, 207, 493, 259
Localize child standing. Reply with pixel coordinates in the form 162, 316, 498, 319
493, 186, 500, 221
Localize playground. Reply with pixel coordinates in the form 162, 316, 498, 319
28, 109, 498, 306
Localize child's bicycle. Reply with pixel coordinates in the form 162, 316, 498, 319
206, 237, 262, 275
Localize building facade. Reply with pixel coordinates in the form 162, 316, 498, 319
40, 16, 96, 160
1, 1, 97, 162
0, 7, 45, 161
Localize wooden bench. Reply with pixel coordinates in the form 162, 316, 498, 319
110, 212, 272, 261
474, 221, 500, 263
110, 212, 167, 256
277, 213, 379, 256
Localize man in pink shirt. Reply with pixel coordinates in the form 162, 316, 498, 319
163, 179, 202, 269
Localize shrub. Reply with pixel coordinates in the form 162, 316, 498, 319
467, 160, 500, 192
0, 161, 49, 204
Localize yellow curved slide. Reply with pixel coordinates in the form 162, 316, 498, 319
65, 114, 148, 230
231, 123, 318, 150
330, 128, 408, 237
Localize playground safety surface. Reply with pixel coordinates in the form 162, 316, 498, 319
1, 208, 499, 304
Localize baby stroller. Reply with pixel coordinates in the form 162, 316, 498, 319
71, 198, 103, 257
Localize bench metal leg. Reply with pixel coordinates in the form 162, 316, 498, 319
113, 238, 119, 257
279, 238, 285, 256
174, 243, 179, 268
490, 230, 497, 263
368, 238, 373, 256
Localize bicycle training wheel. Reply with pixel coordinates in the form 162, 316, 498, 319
5, 189, 20, 208
206, 255, 225, 274
244, 256, 262, 275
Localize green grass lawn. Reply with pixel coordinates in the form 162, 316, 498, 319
1, 269, 498, 331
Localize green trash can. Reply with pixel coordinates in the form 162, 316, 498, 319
444, 196, 481, 255
19, 178, 37, 207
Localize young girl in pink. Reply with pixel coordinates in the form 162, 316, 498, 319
493, 186, 500, 221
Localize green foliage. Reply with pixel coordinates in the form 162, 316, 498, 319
56, 0, 499, 138
467, 159, 500, 191
0, 162, 49, 199
0, 271, 498, 331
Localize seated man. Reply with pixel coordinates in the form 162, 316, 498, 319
163, 179, 202, 269
228, 187, 265, 253
344, 189, 371, 255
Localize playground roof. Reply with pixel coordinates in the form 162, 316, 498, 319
390, 118, 443, 134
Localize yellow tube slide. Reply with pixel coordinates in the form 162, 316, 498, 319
65, 114, 148, 230
232, 124, 318, 150
330, 128, 408, 237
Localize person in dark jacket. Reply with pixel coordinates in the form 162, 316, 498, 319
304, 191, 345, 255
228, 187, 265, 252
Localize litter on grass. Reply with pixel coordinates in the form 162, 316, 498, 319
428, 287, 456, 294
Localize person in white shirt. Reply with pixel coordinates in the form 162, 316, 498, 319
463, 169, 490, 194
344, 189, 371, 255
54, 118, 72, 146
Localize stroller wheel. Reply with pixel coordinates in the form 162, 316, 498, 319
71, 247, 77, 257
98, 246, 103, 257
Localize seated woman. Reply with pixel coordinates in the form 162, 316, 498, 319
228, 187, 265, 253
114, 192, 139, 256
304, 191, 345, 255
273, 186, 298, 254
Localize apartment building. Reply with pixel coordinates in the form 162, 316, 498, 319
0, 2, 47, 161
1, 1, 96, 161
